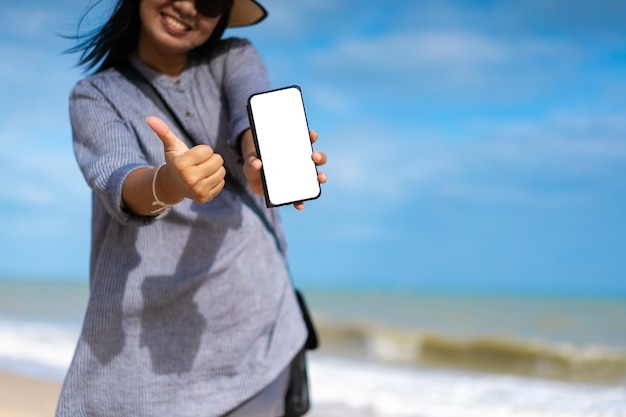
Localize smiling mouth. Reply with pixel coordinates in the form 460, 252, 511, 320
162, 14, 190, 31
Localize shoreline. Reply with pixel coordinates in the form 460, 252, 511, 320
0, 368, 359, 417
0, 369, 62, 417
2, 363, 624, 417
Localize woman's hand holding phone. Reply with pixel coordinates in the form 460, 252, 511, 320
241, 127, 327, 210
245, 86, 327, 209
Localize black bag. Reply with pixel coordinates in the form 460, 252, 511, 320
284, 290, 318, 417
116, 62, 320, 416
284, 348, 310, 417
296, 289, 318, 350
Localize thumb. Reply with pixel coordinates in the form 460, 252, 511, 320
146, 116, 189, 155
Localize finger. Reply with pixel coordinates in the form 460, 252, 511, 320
193, 169, 227, 203
312, 151, 327, 166
245, 154, 263, 172
146, 116, 189, 154
317, 171, 327, 185
250, 157, 262, 171
185, 144, 219, 167
309, 130, 318, 144
293, 201, 305, 211
193, 180, 226, 204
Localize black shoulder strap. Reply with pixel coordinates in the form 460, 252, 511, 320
117, 62, 194, 148
116, 62, 282, 252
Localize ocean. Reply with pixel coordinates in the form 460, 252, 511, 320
1, 279, 625, 416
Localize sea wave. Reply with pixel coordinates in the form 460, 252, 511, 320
1, 317, 625, 417
2, 310, 625, 386
0, 318, 79, 378
308, 355, 626, 417
315, 318, 626, 385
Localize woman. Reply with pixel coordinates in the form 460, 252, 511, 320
57, 0, 327, 416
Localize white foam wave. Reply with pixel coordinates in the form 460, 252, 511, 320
1, 319, 625, 417
308, 354, 626, 417
0, 319, 78, 375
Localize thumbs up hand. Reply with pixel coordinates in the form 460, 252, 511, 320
146, 116, 226, 204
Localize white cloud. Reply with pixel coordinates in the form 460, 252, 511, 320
0, 8, 51, 40
306, 86, 352, 113
234, 0, 343, 42
0, 106, 87, 208
0, 2, 99, 40
0, 151, 87, 206
310, 29, 586, 97
318, 31, 506, 71
325, 222, 393, 241
324, 110, 626, 207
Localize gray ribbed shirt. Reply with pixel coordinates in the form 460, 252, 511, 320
56, 38, 307, 417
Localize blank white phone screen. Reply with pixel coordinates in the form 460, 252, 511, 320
248, 87, 320, 207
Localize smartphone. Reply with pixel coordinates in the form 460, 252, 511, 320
247, 86, 321, 208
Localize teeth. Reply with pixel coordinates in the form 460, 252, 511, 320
164, 15, 188, 31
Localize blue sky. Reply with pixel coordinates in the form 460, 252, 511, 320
1, 0, 625, 294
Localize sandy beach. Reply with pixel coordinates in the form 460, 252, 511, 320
0, 369, 353, 417
0, 370, 62, 417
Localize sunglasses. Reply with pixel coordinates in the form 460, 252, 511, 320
195, 0, 233, 18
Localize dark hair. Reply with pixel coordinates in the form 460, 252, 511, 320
66, 0, 231, 73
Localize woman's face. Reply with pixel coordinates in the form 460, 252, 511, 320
138, 0, 222, 64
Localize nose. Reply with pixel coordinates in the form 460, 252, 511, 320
172, 0, 198, 18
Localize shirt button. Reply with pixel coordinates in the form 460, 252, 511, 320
185, 109, 193, 117
174, 78, 181, 85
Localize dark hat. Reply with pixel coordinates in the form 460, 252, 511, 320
228, 0, 267, 27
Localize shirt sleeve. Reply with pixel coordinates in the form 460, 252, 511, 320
70, 77, 154, 226
213, 38, 271, 149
